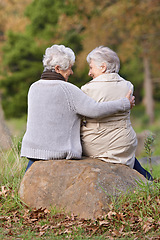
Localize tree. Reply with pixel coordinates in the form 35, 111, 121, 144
0, 31, 43, 118
0, 0, 84, 118
0, 0, 32, 141
1, 0, 160, 121
0, 94, 11, 150
95, 0, 160, 124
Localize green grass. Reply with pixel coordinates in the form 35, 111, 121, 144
0, 137, 26, 184
142, 164, 160, 178
6, 115, 27, 137
130, 103, 160, 157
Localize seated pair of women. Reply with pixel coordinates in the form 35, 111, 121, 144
21, 44, 153, 181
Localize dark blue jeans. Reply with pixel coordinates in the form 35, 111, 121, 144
133, 158, 153, 181
25, 158, 38, 172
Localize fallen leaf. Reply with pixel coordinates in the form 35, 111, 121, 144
0, 216, 9, 221
0, 186, 8, 198
107, 211, 116, 219
39, 231, 46, 236
99, 220, 109, 226
112, 229, 121, 237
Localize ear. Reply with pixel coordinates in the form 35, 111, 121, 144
101, 63, 107, 73
55, 65, 61, 73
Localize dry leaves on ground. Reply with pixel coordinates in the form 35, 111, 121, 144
0, 184, 160, 239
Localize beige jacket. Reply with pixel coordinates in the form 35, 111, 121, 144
81, 73, 137, 168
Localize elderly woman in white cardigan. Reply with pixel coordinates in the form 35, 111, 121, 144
81, 46, 153, 180
21, 44, 134, 171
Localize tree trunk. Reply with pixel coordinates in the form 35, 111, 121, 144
143, 55, 154, 124
0, 97, 12, 150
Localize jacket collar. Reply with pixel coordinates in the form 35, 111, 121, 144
89, 73, 124, 83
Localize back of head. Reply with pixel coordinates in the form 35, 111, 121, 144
87, 46, 120, 73
43, 44, 75, 71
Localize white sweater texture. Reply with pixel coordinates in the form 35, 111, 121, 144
21, 80, 130, 160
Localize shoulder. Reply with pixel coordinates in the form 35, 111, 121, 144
59, 81, 87, 99
123, 79, 134, 92
29, 79, 48, 88
61, 81, 81, 92
29, 80, 41, 92
119, 76, 134, 92
81, 80, 94, 93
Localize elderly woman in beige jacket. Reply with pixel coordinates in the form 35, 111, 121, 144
81, 46, 153, 180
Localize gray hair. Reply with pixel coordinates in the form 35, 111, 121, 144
86, 46, 120, 73
43, 44, 75, 71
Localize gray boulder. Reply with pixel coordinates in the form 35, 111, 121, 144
19, 158, 147, 219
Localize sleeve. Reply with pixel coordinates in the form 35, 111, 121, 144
64, 82, 130, 118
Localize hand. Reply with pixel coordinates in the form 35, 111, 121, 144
126, 90, 135, 109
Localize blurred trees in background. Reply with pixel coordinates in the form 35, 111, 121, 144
0, 0, 160, 123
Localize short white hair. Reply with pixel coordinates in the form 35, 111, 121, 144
43, 44, 75, 71
87, 46, 120, 73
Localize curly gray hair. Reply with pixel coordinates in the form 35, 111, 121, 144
87, 46, 120, 73
43, 44, 75, 71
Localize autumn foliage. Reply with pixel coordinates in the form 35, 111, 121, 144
0, 0, 160, 120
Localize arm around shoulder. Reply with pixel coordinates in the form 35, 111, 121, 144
65, 82, 131, 118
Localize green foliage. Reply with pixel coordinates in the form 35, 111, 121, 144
61, 29, 83, 55
0, 31, 44, 117
25, 0, 76, 39
144, 132, 155, 175
0, 0, 84, 119
2, 31, 43, 71
1, 63, 43, 118
154, 82, 160, 102
144, 133, 155, 158
1, 0, 160, 119
120, 55, 144, 104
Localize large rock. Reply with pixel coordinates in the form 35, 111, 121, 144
19, 158, 147, 219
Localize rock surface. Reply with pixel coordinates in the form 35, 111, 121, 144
19, 158, 147, 219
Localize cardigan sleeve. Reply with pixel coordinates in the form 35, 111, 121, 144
63, 82, 130, 118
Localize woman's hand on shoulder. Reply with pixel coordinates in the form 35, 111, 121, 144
126, 90, 135, 109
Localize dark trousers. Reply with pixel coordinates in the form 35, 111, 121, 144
25, 158, 37, 172
133, 158, 153, 181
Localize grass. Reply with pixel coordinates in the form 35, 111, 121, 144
6, 115, 27, 137
0, 137, 26, 184
130, 103, 160, 157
